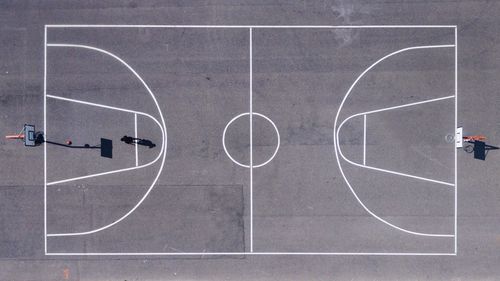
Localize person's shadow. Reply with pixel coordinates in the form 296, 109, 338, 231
121, 135, 156, 149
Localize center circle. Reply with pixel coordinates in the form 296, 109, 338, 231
222, 112, 280, 168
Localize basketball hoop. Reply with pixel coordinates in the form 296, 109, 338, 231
445, 134, 455, 143
5, 124, 39, 146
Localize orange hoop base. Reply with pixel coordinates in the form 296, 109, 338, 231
463, 135, 486, 142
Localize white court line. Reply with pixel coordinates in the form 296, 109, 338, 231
43, 25, 458, 255
45, 43, 167, 237
347, 95, 455, 117
43, 25, 47, 255
46, 94, 159, 116
249, 27, 254, 252
333, 44, 456, 238
337, 95, 456, 187
45, 95, 164, 186
46, 24, 457, 29
363, 114, 366, 165
222, 112, 280, 168
135, 113, 138, 167
45, 252, 456, 256
454, 27, 458, 253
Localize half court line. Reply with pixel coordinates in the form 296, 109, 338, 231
249, 27, 254, 252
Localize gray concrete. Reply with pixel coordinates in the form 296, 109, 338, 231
0, 0, 499, 280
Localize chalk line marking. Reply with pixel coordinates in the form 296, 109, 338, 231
45, 252, 456, 256
342, 95, 455, 119
333, 44, 455, 238
46, 24, 457, 29
43, 25, 47, 254
454, 27, 458, 253
222, 112, 280, 169
43, 25, 457, 255
363, 114, 366, 165
45, 95, 164, 185
249, 28, 253, 252
45, 43, 167, 237
337, 95, 455, 187
135, 113, 138, 167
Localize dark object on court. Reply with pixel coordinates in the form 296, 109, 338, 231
137, 139, 156, 148
35, 132, 112, 158
121, 135, 156, 149
35, 132, 45, 145
100, 138, 113, 158
474, 141, 486, 160
121, 135, 134, 144
472, 141, 499, 161
463, 139, 499, 160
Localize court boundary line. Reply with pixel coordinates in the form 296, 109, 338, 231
45, 24, 457, 29
43, 25, 47, 255
454, 27, 458, 254
44, 24, 457, 256
45, 252, 457, 256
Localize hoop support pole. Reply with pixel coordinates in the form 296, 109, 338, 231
5, 134, 25, 140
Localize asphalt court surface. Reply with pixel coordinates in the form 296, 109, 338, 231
42, 26, 456, 254
46, 27, 249, 254
252, 27, 455, 253
2, 1, 500, 280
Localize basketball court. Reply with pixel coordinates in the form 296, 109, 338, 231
42, 25, 457, 256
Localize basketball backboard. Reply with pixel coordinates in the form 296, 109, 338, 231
24, 124, 36, 147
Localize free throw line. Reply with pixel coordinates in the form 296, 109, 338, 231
363, 114, 367, 165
